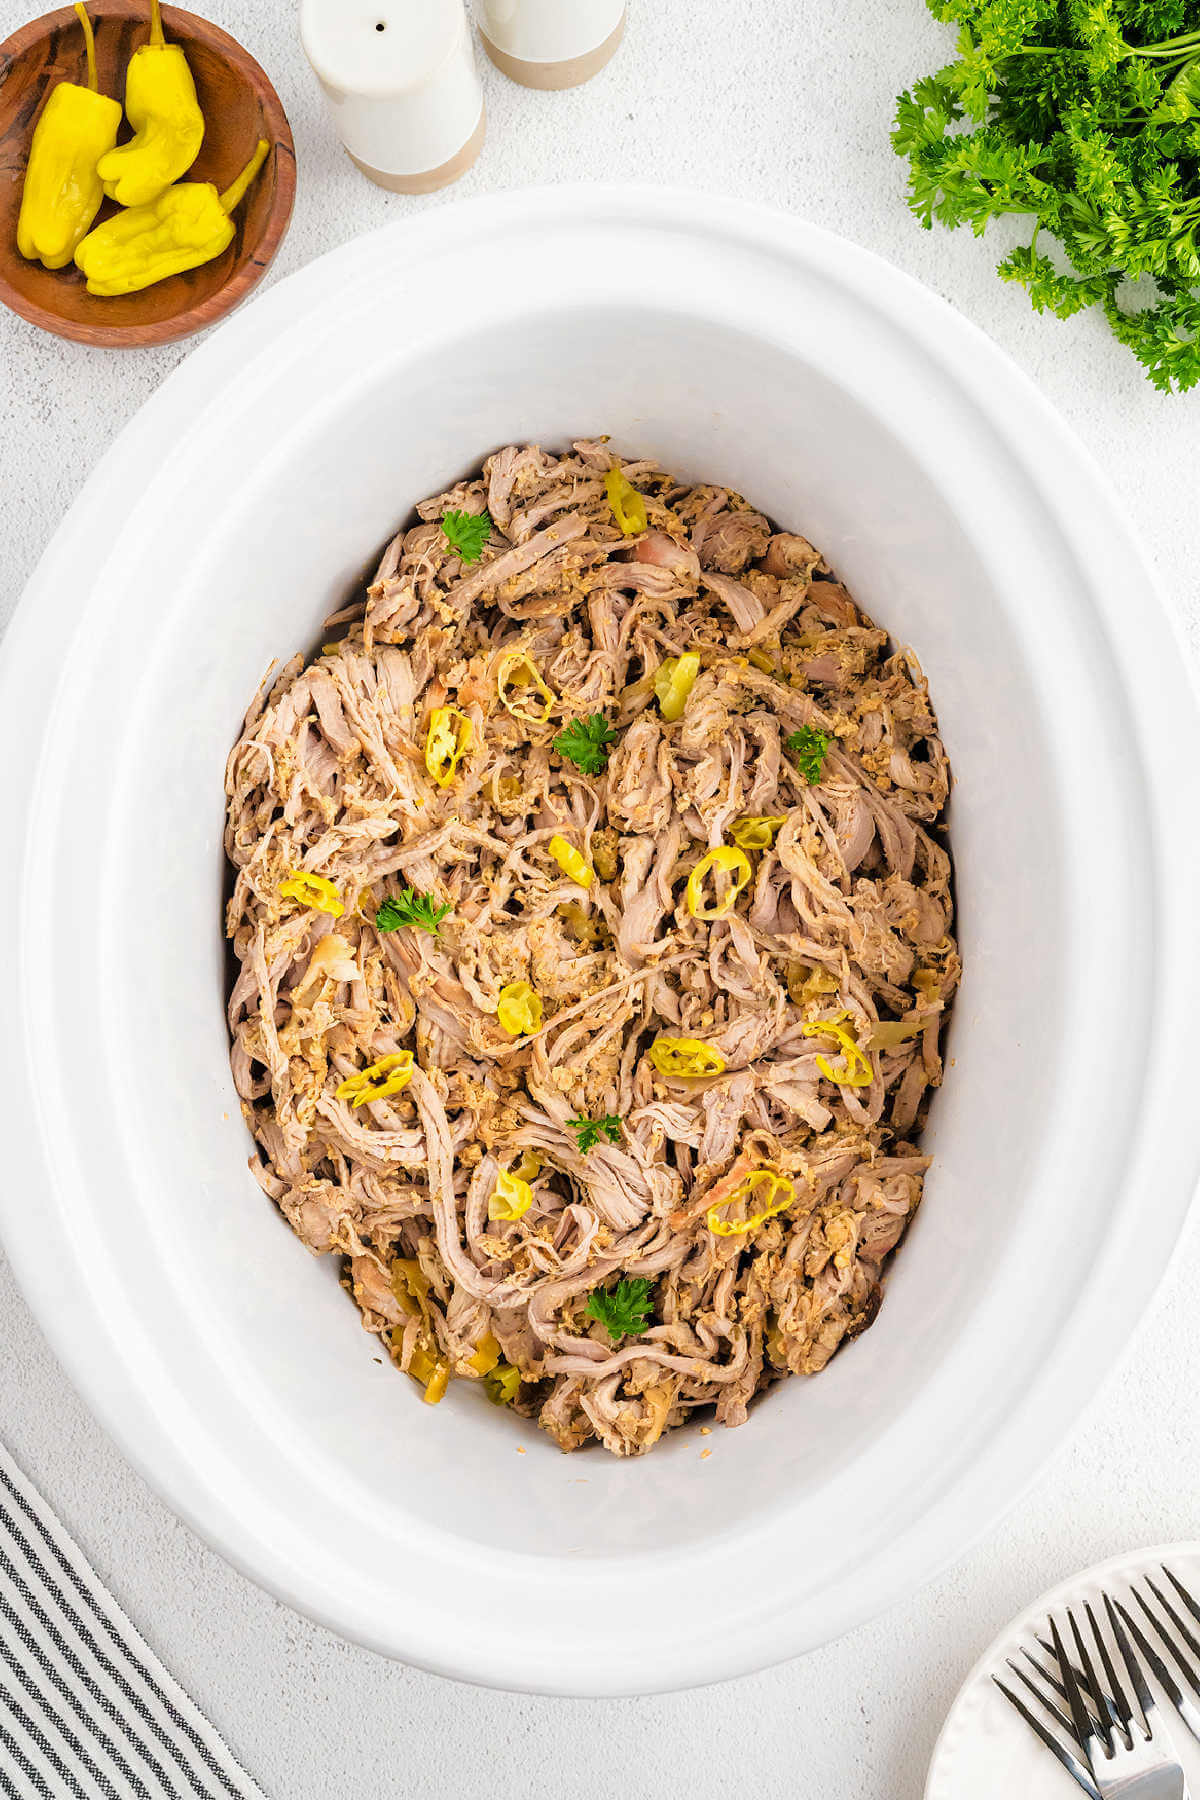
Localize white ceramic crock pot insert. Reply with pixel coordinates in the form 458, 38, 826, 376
2, 190, 1197, 1695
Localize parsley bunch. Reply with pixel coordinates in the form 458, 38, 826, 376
894, 0, 1200, 390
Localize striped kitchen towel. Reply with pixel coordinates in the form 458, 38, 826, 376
0, 1441, 265, 1800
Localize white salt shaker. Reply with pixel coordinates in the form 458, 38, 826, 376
301, 0, 485, 195
474, 0, 625, 90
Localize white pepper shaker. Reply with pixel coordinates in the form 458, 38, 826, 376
301, 0, 485, 195
473, 0, 625, 90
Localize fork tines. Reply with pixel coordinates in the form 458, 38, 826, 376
994, 1584, 1186, 1799
1120, 1563, 1200, 1745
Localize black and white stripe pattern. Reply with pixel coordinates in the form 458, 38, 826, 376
0, 1443, 264, 1800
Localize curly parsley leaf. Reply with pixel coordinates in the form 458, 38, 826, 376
585, 1276, 654, 1343
893, 0, 1200, 390
440, 509, 492, 564
785, 724, 832, 784
375, 887, 452, 936
553, 714, 617, 776
567, 1114, 623, 1154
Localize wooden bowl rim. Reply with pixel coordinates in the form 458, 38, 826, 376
0, 0, 296, 348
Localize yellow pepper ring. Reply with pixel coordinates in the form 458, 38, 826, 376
686, 847, 753, 921
425, 706, 473, 787
279, 870, 343, 916
801, 1012, 874, 1088
497, 650, 555, 724
728, 815, 788, 852
707, 1170, 796, 1238
648, 1036, 726, 1078
489, 1169, 534, 1221
653, 652, 701, 723
547, 834, 594, 888
605, 466, 648, 536
496, 981, 543, 1037
335, 1051, 415, 1109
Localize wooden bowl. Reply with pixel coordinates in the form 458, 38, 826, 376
0, 1, 295, 346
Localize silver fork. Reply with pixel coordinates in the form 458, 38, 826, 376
1115, 1567, 1200, 1746
994, 1593, 1189, 1798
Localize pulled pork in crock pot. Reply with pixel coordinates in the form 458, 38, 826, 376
224, 440, 959, 1457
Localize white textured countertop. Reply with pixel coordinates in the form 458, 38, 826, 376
2, 2, 1199, 1796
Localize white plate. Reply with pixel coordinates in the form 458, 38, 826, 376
928, 1544, 1200, 1798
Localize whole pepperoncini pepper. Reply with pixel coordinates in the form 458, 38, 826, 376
16, 5, 121, 271
97, 0, 205, 208
74, 137, 269, 295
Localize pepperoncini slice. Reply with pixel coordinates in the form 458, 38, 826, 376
867, 1015, 935, 1050
422, 1363, 450, 1404
390, 1257, 430, 1315
728, 815, 788, 852
653, 652, 701, 722
279, 870, 343, 916
707, 1169, 796, 1238
336, 1051, 415, 1109
497, 650, 555, 724
96, 0, 205, 207
786, 962, 840, 1009
391, 1326, 450, 1404
648, 1036, 726, 1078
605, 466, 648, 536
497, 981, 542, 1036
424, 706, 473, 787
16, 5, 121, 271
511, 1148, 542, 1183
802, 1012, 874, 1088
484, 1362, 522, 1406
488, 1169, 533, 1221
547, 834, 594, 888
686, 847, 753, 920
467, 1330, 501, 1376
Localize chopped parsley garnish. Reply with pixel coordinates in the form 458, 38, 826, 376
785, 724, 832, 785
553, 714, 617, 775
568, 1115, 623, 1154
440, 508, 492, 564
375, 887, 452, 937
585, 1277, 655, 1343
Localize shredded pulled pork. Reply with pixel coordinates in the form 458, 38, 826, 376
224, 441, 959, 1457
